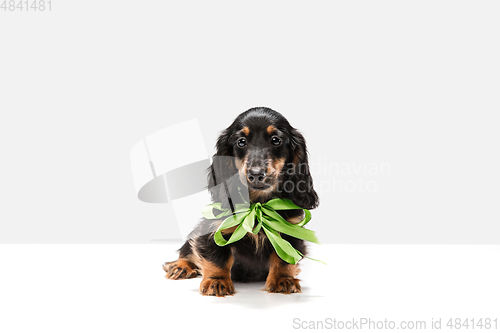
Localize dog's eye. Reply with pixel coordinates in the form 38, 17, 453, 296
237, 138, 247, 147
271, 136, 282, 146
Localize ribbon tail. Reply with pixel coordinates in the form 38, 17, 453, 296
252, 220, 262, 234
214, 223, 247, 246
264, 198, 303, 210
303, 255, 327, 265
202, 203, 225, 219
262, 225, 303, 265
295, 209, 312, 227
242, 209, 256, 233
295, 249, 327, 265
261, 209, 320, 244
251, 207, 263, 234
263, 199, 312, 226
203, 203, 250, 220
216, 212, 248, 231
213, 213, 248, 246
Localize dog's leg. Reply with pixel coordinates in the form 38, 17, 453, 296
264, 251, 302, 294
163, 241, 200, 280
198, 257, 235, 297
195, 234, 235, 297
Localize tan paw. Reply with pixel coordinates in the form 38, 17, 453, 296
200, 277, 235, 297
264, 276, 302, 294
163, 259, 199, 280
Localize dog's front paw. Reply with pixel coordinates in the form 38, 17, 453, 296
200, 277, 235, 297
264, 276, 302, 294
163, 259, 199, 280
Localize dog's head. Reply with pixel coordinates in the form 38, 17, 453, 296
208, 107, 319, 210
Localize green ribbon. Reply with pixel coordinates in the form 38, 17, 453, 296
202, 198, 325, 265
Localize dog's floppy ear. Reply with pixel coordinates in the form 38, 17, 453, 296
214, 128, 233, 157
207, 129, 243, 208
287, 128, 319, 210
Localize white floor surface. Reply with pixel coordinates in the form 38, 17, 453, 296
0, 244, 499, 332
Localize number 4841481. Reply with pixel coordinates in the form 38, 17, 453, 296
1, 0, 52, 11
447, 318, 498, 330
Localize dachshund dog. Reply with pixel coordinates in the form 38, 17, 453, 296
163, 107, 319, 296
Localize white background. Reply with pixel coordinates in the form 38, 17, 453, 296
1, 1, 499, 332
1, 1, 499, 244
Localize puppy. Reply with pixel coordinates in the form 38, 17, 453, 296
163, 107, 319, 296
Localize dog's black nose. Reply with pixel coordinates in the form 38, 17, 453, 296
247, 167, 266, 184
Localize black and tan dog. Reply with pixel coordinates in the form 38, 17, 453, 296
163, 107, 319, 296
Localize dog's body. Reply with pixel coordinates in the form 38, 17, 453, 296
163, 107, 318, 296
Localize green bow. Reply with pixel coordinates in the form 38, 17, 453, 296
202, 198, 324, 265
